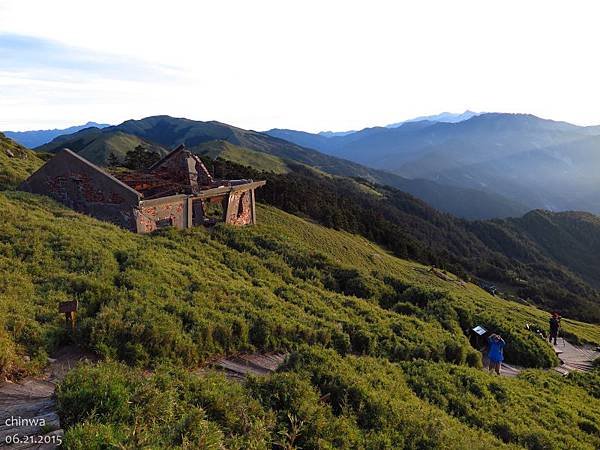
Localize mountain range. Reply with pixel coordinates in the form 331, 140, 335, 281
4, 121, 110, 148
266, 113, 600, 214
34, 115, 527, 219
317, 110, 479, 137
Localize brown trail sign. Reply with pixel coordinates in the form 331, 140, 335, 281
58, 300, 78, 335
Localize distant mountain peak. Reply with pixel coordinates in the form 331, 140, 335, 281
318, 130, 357, 137
386, 110, 482, 128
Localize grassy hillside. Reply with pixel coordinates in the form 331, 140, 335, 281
2, 146, 600, 448
2, 190, 600, 369
0, 132, 44, 190
35, 126, 104, 153
1, 189, 599, 446
256, 205, 600, 345
195, 140, 291, 174
78, 131, 169, 165
514, 211, 600, 286
0, 192, 473, 375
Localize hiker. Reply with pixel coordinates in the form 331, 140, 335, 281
487, 333, 506, 375
549, 312, 561, 345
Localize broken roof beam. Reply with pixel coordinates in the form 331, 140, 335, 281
137, 181, 266, 207
195, 181, 266, 199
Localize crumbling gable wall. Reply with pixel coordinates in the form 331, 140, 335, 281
19, 149, 141, 230
148, 146, 213, 193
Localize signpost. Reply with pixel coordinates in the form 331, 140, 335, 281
58, 300, 78, 334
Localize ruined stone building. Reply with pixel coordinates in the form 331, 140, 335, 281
19, 146, 266, 233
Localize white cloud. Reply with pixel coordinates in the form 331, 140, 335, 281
1, 0, 600, 131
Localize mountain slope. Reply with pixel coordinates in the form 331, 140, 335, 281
41, 115, 527, 219
36, 127, 169, 165
4, 122, 110, 148
207, 158, 600, 323
77, 131, 170, 165
472, 210, 600, 290
2, 193, 600, 448
15, 125, 600, 320
0, 132, 44, 189
3, 187, 599, 371
194, 140, 291, 174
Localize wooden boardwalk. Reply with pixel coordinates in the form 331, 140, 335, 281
209, 353, 287, 379
499, 338, 599, 377
552, 338, 600, 375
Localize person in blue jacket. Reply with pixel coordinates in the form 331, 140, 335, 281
487, 333, 506, 375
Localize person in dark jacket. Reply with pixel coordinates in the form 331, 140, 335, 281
549, 312, 561, 345
487, 333, 506, 375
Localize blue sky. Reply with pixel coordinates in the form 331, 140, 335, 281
0, 33, 177, 83
0, 32, 183, 130
1, 0, 600, 132
0, 34, 176, 81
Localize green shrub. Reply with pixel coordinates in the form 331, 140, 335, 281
62, 422, 132, 449
0, 326, 20, 379
56, 362, 135, 426
173, 407, 224, 448
58, 362, 274, 449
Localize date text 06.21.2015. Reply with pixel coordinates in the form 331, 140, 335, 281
4, 433, 63, 446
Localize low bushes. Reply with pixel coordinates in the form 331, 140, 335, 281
402, 360, 600, 449
57, 354, 510, 449
57, 362, 273, 449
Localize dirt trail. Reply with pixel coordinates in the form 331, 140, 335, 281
0, 346, 95, 449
